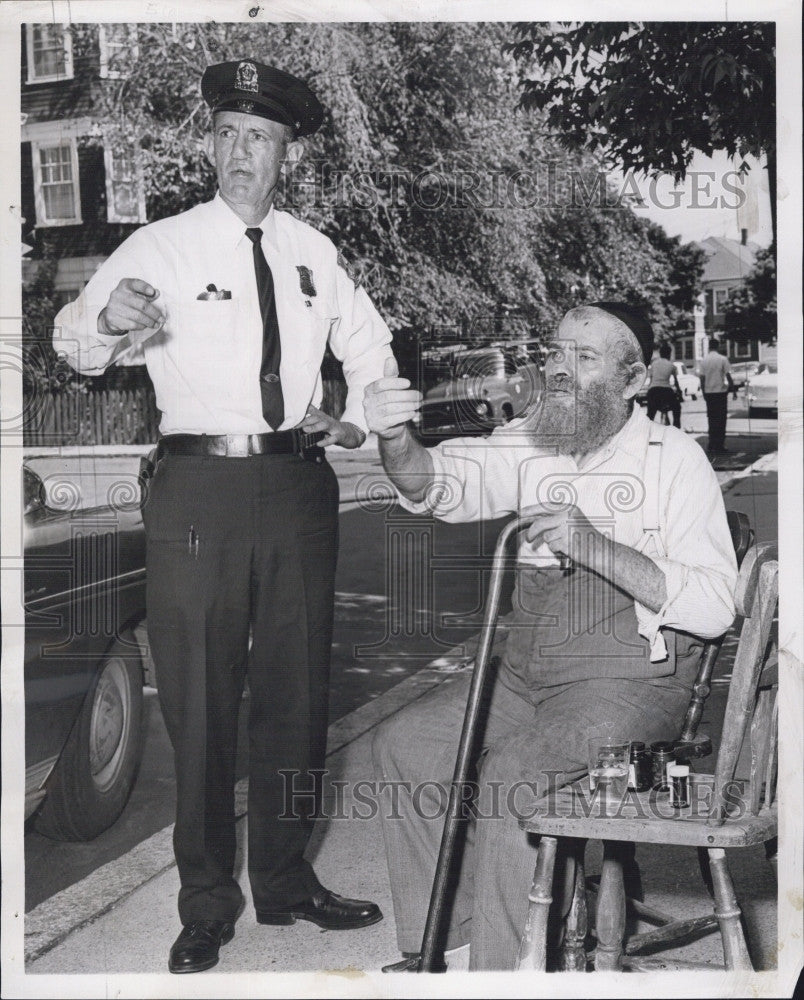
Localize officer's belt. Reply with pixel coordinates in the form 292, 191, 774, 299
159, 429, 326, 458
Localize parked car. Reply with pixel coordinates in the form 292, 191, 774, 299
23, 462, 149, 841
745, 363, 778, 416
414, 345, 543, 440
637, 361, 701, 405
729, 361, 761, 389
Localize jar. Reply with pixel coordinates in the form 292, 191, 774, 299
669, 763, 691, 809
650, 741, 676, 792
628, 741, 653, 792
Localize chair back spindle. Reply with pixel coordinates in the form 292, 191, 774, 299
677, 511, 754, 748
708, 545, 778, 827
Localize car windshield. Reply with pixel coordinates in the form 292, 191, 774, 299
454, 351, 515, 379
756, 364, 777, 375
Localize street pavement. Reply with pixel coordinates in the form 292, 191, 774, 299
8, 425, 799, 997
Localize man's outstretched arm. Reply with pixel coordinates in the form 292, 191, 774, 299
364, 358, 434, 503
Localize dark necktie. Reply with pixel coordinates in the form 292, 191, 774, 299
245, 227, 284, 430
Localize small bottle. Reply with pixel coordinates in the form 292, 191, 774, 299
650, 741, 675, 792
629, 742, 652, 792
668, 763, 691, 809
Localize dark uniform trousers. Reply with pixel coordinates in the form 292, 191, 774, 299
143, 450, 339, 924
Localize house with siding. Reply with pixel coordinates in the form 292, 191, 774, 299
672, 235, 770, 366
21, 23, 145, 311
21, 23, 164, 445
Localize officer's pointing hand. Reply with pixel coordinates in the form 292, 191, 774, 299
100, 278, 165, 336
364, 356, 422, 440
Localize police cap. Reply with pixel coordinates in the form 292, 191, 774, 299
201, 60, 324, 137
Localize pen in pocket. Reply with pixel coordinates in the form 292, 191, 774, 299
188, 524, 199, 558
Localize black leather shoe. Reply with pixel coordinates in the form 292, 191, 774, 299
256, 888, 382, 930
168, 920, 235, 973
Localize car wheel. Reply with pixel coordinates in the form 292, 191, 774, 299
35, 639, 144, 841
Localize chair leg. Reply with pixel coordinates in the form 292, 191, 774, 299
516, 836, 558, 971
559, 846, 588, 971
619, 840, 644, 903
764, 836, 778, 874
698, 846, 714, 897
594, 843, 626, 971
708, 848, 753, 970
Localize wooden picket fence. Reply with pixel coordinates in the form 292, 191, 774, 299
23, 378, 347, 447
23, 386, 161, 447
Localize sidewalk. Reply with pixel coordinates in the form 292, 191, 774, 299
10, 452, 789, 996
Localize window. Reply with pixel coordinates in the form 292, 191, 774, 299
31, 139, 82, 226
732, 340, 752, 359
26, 24, 73, 83
99, 24, 139, 79
103, 144, 146, 223
713, 287, 734, 315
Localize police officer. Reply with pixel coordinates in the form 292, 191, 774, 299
56, 59, 392, 973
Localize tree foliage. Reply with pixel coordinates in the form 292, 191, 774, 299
723, 243, 777, 344
68, 22, 704, 365
507, 22, 776, 240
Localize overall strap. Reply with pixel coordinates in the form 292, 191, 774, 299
636, 420, 667, 558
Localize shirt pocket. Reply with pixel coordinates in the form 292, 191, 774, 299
169, 299, 246, 395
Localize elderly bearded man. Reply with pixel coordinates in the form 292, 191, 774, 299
364, 303, 738, 970
55, 60, 392, 973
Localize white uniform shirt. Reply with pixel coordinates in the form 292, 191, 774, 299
399, 406, 737, 654
54, 193, 394, 436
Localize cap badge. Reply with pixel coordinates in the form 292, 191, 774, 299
235, 61, 259, 93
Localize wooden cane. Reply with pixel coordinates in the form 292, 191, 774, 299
418, 513, 536, 972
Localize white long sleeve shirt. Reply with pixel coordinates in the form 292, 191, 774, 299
399, 406, 738, 652
54, 193, 394, 436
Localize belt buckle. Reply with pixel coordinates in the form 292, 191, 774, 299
225, 434, 250, 457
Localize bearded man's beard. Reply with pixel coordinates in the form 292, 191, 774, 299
531, 375, 631, 455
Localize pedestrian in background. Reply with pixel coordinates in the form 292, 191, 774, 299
698, 337, 737, 457
55, 58, 392, 974
646, 341, 683, 427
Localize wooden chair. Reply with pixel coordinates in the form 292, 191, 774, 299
514, 510, 753, 934
516, 539, 779, 972
606, 509, 754, 907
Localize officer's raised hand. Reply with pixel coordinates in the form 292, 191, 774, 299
364, 357, 422, 440
99, 278, 165, 336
